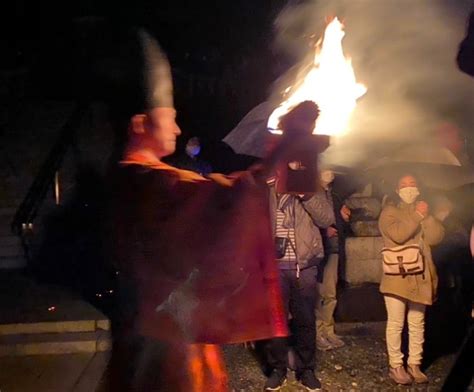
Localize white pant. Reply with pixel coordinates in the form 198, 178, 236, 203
316, 254, 338, 336
384, 295, 426, 368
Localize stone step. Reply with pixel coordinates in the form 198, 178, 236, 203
0, 236, 26, 269
0, 223, 15, 236
0, 272, 111, 328
0, 206, 18, 216
0, 319, 110, 336
0, 235, 21, 247
0, 244, 24, 257
0, 255, 27, 269
0, 330, 111, 356
0, 351, 109, 392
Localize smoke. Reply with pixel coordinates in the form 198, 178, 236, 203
271, 0, 474, 167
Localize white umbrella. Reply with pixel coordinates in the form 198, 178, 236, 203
222, 102, 276, 158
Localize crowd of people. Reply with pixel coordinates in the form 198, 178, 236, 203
102, 13, 474, 392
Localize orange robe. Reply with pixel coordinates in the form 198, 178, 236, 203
109, 153, 287, 391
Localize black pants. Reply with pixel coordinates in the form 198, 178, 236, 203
257, 266, 318, 375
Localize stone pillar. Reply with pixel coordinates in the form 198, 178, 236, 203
343, 183, 384, 284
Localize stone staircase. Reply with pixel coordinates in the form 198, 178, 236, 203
0, 272, 111, 356
0, 205, 27, 269
0, 100, 114, 360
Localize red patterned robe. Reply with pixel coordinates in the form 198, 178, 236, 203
109, 153, 287, 391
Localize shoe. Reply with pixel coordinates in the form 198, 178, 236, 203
325, 334, 345, 349
316, 335, 333, 351
407, 364, 429, 384
388, 366, 413, 385
264, 369, 287, 391
297, 370, 322, 391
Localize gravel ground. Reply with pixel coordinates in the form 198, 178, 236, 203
223, 333, 474, 392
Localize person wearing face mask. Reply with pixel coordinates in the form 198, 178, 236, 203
315, 169, 351, 351
169, 136, 212, 175
378, 174, 445, 385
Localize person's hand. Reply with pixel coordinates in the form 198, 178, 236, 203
434, 205, 452, 222
327, 226, 338, 238
415, 201, 429, 218
433, 197, 453, 222
340, 205, 351, 222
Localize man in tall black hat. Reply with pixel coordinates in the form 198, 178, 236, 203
105, 29, 324, 392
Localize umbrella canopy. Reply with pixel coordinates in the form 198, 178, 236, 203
365, 144, 474, 191
391, 145, 461, 166
367, 162, 474, 192
223, 101, 276, 158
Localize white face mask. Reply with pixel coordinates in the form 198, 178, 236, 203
398, 187, 420, 204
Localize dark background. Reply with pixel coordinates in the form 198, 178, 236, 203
2, 0, 297, 172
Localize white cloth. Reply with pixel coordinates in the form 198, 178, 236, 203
275, 208, 297, 261
384, 295, 426, 368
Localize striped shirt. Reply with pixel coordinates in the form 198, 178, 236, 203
276, 204, 297, 262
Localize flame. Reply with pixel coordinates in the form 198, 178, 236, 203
268, 17, 366, 136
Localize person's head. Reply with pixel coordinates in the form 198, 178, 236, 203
278, 101, 320, 134
320, 169, 335, 189
128, 107, 181, 158
111, 29, 181, 160
185, 137, 201, 157
396, 174, 420, 204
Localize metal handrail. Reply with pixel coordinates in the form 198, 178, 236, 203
11, 102, 88, 235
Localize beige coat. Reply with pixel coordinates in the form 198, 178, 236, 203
378, 202, 445, 305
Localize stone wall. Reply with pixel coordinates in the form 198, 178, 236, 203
344, 183, 384, 284
345, 237, 384, 284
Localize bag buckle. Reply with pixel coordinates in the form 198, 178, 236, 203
397, 256, 407, 275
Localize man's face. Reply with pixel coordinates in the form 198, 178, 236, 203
146, 108, 182, 158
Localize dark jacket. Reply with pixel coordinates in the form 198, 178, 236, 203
269, 186, 335, 269
458, 11, 474, 77
319, 187, 352, 282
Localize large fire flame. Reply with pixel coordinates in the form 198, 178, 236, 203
268, 17, 367, 136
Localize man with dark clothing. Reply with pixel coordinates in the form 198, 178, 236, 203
457, 11, 474, 77
260, 183, 334, 392
168, 136, 212, 175
256, 107, 335, 392
316, 170, 352, 351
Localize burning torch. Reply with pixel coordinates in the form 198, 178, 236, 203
268, 17, 366, 194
